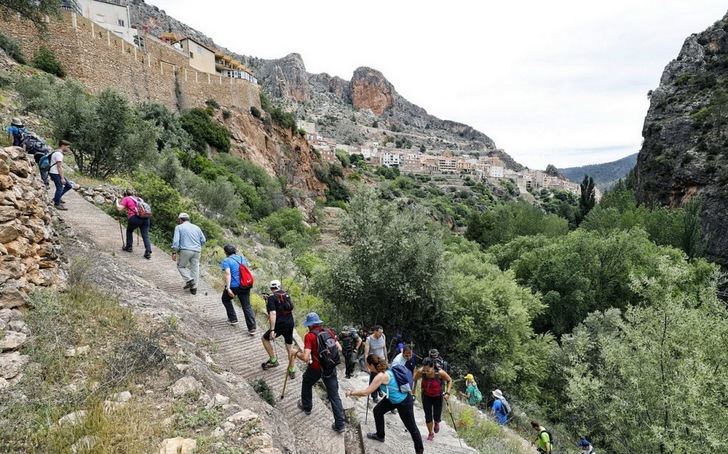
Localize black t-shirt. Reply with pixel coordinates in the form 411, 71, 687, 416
266, 291, 294, 325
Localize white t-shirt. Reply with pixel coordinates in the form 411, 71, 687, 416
49, 150, 63, 175
391, 352, 406, 367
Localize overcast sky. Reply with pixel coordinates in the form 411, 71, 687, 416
148, 0, 726, 169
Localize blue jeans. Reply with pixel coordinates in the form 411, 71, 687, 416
301, 366, 345, 429
50, 173, 72, 205
221, 286, 256, 329
126, 215, 151, 254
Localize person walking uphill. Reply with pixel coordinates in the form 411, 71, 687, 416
464, 374, 483, 406
364, 325, 387, 402
220, 245, 256, 333
261, 280, 296, 377
115, 189, 152, 259
413, 356, 453, 441
491, 389, 511, 425
531, 421, 553, 454
339, 326, 362, 379
347, 355, 424, 454
49, 140, 73, 210
7, 118, 26, 147
171, 213, 206, 295
292, 312, 346, 433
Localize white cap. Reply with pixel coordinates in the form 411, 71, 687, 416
178, 212, 190, 220
269, 279, 281, 290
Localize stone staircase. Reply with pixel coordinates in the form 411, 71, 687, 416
55, 190, 345, 454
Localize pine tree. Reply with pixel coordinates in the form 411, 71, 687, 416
579, 175, 596, 221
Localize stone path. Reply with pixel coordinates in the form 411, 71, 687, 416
55, 190, 345, 454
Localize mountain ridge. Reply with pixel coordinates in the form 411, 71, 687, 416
560, 153, 637, 187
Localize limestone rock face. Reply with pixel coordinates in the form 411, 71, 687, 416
159, 437, 197, 454
350, 67, 395, 116
635, 11, 728, 264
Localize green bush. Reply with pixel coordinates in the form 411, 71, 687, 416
32, 47, 64, 77
0, 31, 25, 64
179, 108, 230, 153
269, 106, 296, 131
250, 106, 261, 119
259, 208, 312, 247
15, 73, 55, 113
138, 103, 192, 152
465, 201, 568, 248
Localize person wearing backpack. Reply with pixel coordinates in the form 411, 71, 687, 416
7, 118, 26, 147
49, 140, 74, 210
291, 312, 346, 433
339, 326, 362, 379
261, 280, 296, 377
578, 437, 595, 454
413, 356, 453, 441
171, 213, 206, 295
346, 354, 424, 454
531, 421, 553, 454
363, 325, 387, 403
220, 244, 257, 333
492, 389, 511, 425
464, 374, 483, 406
115, 189, 152, 259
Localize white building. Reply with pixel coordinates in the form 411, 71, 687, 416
381, 152, 402, 168
489, 166, 504, 178
177, 37, 216, 74
74, 0, 137, 45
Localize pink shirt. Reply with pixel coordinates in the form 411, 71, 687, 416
121, 196, 138, 219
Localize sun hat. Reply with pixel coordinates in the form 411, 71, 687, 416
428, 348, 439, 358
178, 212, 190, 220
465, 373, 475, 381
11, 118, 23, 127
303, 312, 323, 327
492, 389, 504, 400
269, 279, 281, 290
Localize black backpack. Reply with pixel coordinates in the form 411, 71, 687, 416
23, 134, 49, 155
273, 290, 293, 313
316, 328, 341, 372
539, 429, 555, 447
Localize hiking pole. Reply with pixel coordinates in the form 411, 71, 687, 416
364, 394, 370, 424
445, 398, 463, 449
118, 218, 124, 249
280, 347, 295, 401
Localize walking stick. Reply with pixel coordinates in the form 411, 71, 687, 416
364, 394, 370, 424
280, 347, 295, 400
445, 398, 463, 449
118, 218, 124, 249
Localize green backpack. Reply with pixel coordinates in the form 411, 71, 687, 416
468, 385, 483, 405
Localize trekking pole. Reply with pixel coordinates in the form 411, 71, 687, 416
280, 347, 295, 400
118, 218, 124, 249
364, 394, 370, 424
445, 398, 463, 449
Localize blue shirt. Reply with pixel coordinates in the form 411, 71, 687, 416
7, 126, 25, 146
221, 254, 249, 288
492, 399, 508, 425
171, 221, 206, 252
379, 370, 409, 404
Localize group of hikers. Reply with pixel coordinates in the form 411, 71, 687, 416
7, 115, 597, 454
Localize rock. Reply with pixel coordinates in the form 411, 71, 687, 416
7, 320, 28, 334
0, 351, 28, 379
92, 195, 105, 205
170, 376, 202, 397
111, 390, 132, 402
0, 377, 8, 390
0, 283, 27, 309
0, 221, 20, 243
71, 435, 99, 453
58, 410, 87, 426
159, 437, 197, 454
0, 331, 27, 351
103, 400, 126, 413
65, 345, 90, 357
221, 421, 236, 433
226, 409, 258, 425
174, 363, 189, 372
211, 426, 224, 437
209, 393, 230, 407
253, 449, 282, 454
350, 67, 395, 116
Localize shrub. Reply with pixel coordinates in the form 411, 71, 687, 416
222, 109, 231, 120
250, 105, 261, 118
269, 106, 296, 131
15, 73, 55, 113
138, 102, 192, 152
179, 108, 230, 153
259, 208, 311, 247
252, 379, 276, 406
32, 46, 65, 77
0, 31, 25, 63
205, 99, 220, 110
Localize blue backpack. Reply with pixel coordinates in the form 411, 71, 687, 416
391, 364, 413, 394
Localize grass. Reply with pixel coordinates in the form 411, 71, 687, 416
452, 405, 533, 454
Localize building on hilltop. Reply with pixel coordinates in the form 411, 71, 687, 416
214, 52, 258, 84
176, 37, 216, 75
71, 0, 137, 45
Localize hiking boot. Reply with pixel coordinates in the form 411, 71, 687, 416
122, 246, 132, 253
288, 368, 296, 379
228, 320, 239, 326
434, 421, 440, 433
248, 329, 256, 337
261, 359, 279, 370
366, 433, 384, 442
54, 204, 68, 211
183, 279, 194, 290
190, 287, 197, 295
144, 251, 152, 260
427, 433, 435, 441
332, 423, 345, 433
297, 400, 311, 415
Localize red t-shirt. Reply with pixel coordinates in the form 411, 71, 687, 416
121, 196, 138, 219
304, 327, 338, 371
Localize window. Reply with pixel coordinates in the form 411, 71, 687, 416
118, 19, 125, 26
190, 52, 194, 58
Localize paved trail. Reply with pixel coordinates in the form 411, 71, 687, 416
56, 190, 345, 453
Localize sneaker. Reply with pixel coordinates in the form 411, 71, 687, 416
228, 320, 239, 326
297, 400, 311, 415
248, 329, 256, 337
122, 246, 132, 253
190, 287, 197, 295
332, 423, 345, 433
434, 422, 440, 433
54, 204, 68, 211
183, 280, 194, 290
427, 433, 435, 441
366, 433, 384, 442
262, 359, 279, 370
288, 368, 296, 379
144, 251, 152, 260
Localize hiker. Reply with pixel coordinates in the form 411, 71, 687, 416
339, 325, 362, 379
346, 354, 424, 454
391, 345, 417, 385
114, 189, 152, 259
358, 327, 369, 372
578, 437, 595, 454
491, 389, 511, 425
363, 325, 387, 402
531, 421, 553, 454
220, 244, 256, 332
7, 118, 26, 147
261, 280, 296, 377
171, 213, 206, 295
22, 132, 51, 187
464, 374, 483, 406
292, 312, 346, 433
49, 140, 73, 210
413, 356, 452, 441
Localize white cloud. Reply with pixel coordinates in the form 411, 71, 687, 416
147, 0, 727, 168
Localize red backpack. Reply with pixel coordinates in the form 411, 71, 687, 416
235, 257, 254, 289
421, 376, 443, 398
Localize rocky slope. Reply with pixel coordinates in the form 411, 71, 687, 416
635, 10, 728, 265
126, 1, 522, 170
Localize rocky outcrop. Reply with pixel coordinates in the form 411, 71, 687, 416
254, 53, 311, 102
0, 147, 63, 308
350, 67, 395, 115
635, 10, 728, 264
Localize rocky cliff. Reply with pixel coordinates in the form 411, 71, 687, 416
124, 1, 521, 170
635, 10, 728, 264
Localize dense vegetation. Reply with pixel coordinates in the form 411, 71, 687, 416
559, 152, 638, 188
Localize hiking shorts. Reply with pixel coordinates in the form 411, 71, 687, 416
421, 394, 443, 423
263, 321, 294, 345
